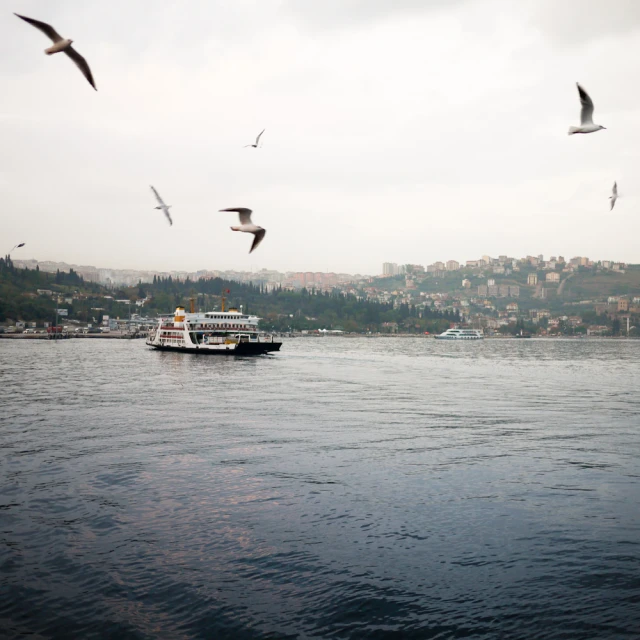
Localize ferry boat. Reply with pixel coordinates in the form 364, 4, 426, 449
434, 328, 484, 340
146, 302, 281, 355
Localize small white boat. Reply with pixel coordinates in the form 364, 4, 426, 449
434, 328, 484, 340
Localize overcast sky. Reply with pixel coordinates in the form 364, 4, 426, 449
3, 0, 640, 274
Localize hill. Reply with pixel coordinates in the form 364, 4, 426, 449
139, 276, 457, 333
0, 259, 455, 333
560, 267, 640, 301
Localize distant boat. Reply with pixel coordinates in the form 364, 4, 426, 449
515, 330, 532, 338
434, 328, 483, 340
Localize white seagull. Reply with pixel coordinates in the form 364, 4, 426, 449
220, 208, 266, 253
245, 129, 265, 148
610, 182, 618, 211
14, 13, 97, 91
568, 83, 605, 135
150, 186, 173, 226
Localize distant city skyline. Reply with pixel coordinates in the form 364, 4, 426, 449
6, 249, 639, 340
10, 255, 369, 288
11, 249, 629, 288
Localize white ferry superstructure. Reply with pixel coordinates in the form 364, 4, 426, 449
434, 328, 484, 340
146, 305, 281, 355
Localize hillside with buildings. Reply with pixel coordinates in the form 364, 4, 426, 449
0, 257, 456, 334
4, 252, 640, 336
375, 255, 640, 335
11, 258, 366, 291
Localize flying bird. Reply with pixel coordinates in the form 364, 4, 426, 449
568, 83, 605, 135
150, 186, 173, 226
220, 208, 266, 253
610, 182, 618, 211
245, 129, 265, 148
14, 13, 97, 91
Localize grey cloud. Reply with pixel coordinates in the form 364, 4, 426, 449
531, 0, 640, 45
280, 0, 465, 30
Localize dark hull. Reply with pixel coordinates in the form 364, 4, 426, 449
149, 342, 281, 356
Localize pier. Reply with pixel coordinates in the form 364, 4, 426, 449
0, 331, 146, 340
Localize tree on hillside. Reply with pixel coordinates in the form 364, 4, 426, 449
612, 318, 621, 336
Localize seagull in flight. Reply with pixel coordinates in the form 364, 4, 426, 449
220, 208, 266, 253
610, 182, 618, 211
568, 83, 605, 135
150, 186, 173, 226
14, 13, 97, 91
245, 129, 265, 148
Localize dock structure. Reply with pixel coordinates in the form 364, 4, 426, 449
0, 331, 147, 340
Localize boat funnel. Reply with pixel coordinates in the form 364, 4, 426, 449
174, 306, 185, 326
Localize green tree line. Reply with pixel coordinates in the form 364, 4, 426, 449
142, 276, 459, 333
0, 263, 458, 333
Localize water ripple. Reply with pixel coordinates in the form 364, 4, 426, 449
1, 338, 640, 638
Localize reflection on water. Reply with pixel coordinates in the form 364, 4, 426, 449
1, 338, 640, 639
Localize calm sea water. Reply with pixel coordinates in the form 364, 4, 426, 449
1, 337, 639, 639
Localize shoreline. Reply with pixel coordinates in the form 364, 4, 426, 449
0, 332, 144, 339
0, 333, 635, 340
